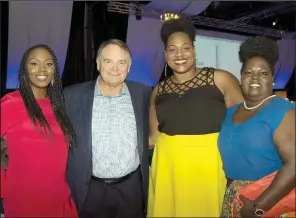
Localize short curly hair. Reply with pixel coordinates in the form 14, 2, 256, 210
160, 18, 196, 48
239, 36, 279, 72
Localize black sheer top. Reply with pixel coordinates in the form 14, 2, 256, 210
155, 67, 226, 135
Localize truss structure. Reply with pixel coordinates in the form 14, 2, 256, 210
231, 2, 296, 24
107, 1, 295, 39
107, 2, 160, 17
187, 16, 283, 38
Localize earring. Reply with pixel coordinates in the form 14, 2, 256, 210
51, 80, 54, 86
165, 63, 168, 77
272, 76, 275, 86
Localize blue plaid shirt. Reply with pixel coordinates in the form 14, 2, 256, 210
91, 77, 139, 178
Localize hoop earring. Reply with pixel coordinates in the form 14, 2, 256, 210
165, 62, 168, 77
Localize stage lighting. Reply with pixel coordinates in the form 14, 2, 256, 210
160, 13, 180, 22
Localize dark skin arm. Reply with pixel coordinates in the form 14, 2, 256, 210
149, 85, 160, 148
240, 109, 296, 217
214, 69, 244, 108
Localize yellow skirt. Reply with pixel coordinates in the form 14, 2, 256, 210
147, 133, 226, 217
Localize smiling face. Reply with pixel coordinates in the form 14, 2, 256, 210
241, 56, 274, 102
96, 44, 131, 87
165, 32, 196, 75
26, 47, 55, 96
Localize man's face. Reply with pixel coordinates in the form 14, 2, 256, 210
96, 44, 131, 87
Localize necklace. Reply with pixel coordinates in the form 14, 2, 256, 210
243, 95, 276, 110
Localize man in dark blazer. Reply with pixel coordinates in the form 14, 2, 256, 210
64, 39, 151, 218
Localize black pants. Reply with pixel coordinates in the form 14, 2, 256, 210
81, 168, 145, 218
0, 199, 3, 214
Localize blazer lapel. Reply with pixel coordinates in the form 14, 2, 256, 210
126, 82, 144, 159
81, 81, 96, 154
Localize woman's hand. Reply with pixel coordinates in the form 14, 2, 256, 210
0, 137, 8, 170
239, 195, 259, 218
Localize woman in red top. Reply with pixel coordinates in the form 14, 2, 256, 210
0, 44, 78, 217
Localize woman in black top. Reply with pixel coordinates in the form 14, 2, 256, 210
147, 18, 243, 217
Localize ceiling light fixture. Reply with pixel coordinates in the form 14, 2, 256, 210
160, 13, 180, 22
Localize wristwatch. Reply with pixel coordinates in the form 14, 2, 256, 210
252, 201, 266, 217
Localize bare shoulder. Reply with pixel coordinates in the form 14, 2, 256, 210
213, 69, 244, 107
154, 78, 169, 94
152, 82, 163, 98
214, 69, 240, 85
214, 69, 240, 91
152, 83, 159, 94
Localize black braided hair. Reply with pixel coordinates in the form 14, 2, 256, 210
239, 36, 279, 73
18, 44, 76, 146
160, 18, 196, 48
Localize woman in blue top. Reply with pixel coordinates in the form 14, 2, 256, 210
218, 36, 295, 218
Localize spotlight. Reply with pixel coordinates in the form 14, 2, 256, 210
273, 20, 277, 26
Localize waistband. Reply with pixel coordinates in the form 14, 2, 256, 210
91, 167, 139, 185
157, 132, 220, 146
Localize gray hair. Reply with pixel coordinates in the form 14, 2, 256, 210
96, 39, 132, 64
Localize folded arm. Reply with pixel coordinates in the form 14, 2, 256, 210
254, 109, 295, 211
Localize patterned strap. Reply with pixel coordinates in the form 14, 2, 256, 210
157, 67, 215, 96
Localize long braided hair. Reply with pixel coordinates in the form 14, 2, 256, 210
18, 44, 76, 146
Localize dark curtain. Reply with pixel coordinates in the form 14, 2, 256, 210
62, 2, 86, 88
286, 67, 295, 101
62, 1, 129, 87
90, 2, 129, 76
1, 1, 9, 97
91, 2, 128, 50
85, 2, 96, 82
